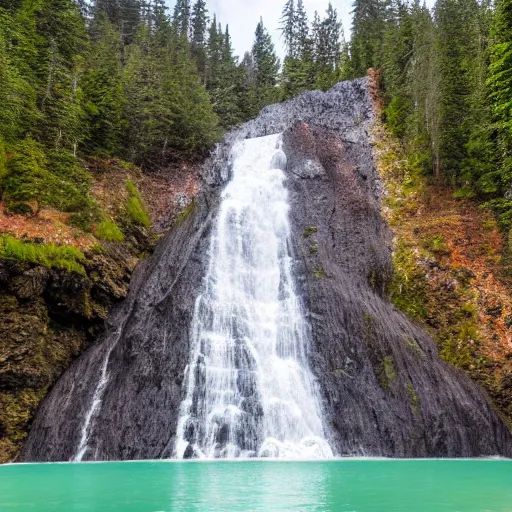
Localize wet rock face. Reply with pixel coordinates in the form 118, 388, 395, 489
21, 78, 512, 462
281, 121, 512, 457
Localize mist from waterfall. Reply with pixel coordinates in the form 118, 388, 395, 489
175, 133, 333, 459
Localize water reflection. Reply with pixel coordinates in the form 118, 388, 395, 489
170, 461, 330, 511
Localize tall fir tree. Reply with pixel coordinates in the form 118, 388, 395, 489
350, 0, 389, 77
280, 0, 296, 58
252, 18, 279, 111
434, 0, 480, 180
190, 0, 208, 80
312, 3, 343, 90
82, 13, 125, 155
488, 0, 512, 200
173, 0, 191, 39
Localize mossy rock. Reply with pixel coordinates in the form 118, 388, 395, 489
378, 356, 397, 390
303, 226, 318, 238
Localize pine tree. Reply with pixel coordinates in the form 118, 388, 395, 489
380, 0, 414, 138
123, 22, 219, 167
82, 13, 125, 155
32, 0, 88, 153
280, 0, 296, 58
206, 14, 222, 89
435, 0, 480, 180
0, 6, 39, 143
350, 0, 388, 77
190, 0, 208, 80
252, 18, 279, 111
488, 0, 512, 200
295, 0, 310, 59
173, 0, 191, 39
312, 3, 343, 90
208, 25, 244, 129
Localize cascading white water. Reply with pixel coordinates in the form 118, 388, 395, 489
175, 134, 333, 460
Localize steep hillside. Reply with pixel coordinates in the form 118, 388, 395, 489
0, 160, 199, 463
370, 73, 512, 428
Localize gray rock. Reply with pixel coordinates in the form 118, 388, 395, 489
20, 78, 512, 462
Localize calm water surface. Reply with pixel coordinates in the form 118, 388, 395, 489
1, 460, 511, 511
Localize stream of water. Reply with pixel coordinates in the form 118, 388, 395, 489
175, 134, 332, 459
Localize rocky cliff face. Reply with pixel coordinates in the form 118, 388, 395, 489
0, 243, 139, 463
20, 78, 512, 461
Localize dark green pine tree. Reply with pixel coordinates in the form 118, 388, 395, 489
458, 0, 494, 196
1, 0, 92, 213
380, 0, 414, 139
173, 0, 191, 39
190, 0, 208, 80
92, 0, 141, 44
206, 14, 222, 89
350, 0, 388, 77
122, 20, 220, 168
33, 0, 89, 153
208, 25, 245, 129
280, 0, 315, 100
487, 0, 512, 223
434, 0, 480, 181
295, 0, 310, 58
82, 13, 125, 155
0, 6, 39, 144
312, 2, 343, 90
280, 0, 296, 58
239, 50, 259, 118
252, 18, 279, 111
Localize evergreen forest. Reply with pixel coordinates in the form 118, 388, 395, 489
0, 0, 511, 237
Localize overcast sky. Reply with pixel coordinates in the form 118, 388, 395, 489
165, 1, 435, 60
166, 1, 354, 59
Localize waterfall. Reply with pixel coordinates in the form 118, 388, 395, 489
175, 134, 333, 459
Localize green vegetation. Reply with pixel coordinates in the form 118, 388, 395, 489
378, 356, 397, 390
422, 235, 450, 256
173, 201, 196, 228
0, 235, 86, 275
406, 383, 421, 417
405, 337, 424, 359
388, 241, 429, 320
279, 1, 349, 99
348, 0, 512, 235
95, 218, 125, 242
3, 202, 33, 216
313, 266, 327, 279
303, 226, 318, 238
125, 180, 150, 229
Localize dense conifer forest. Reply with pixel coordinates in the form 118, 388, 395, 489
0, 0, 510, 237
1, 0, 511, 239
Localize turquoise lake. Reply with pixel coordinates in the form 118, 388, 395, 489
1, 459, 511, 511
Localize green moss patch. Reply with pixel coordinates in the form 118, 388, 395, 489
95, 218, 125, 242
125, 179, 150, 229
0, 235, 86, 275
303, 226, 318, 238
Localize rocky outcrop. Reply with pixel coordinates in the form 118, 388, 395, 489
20, 78, 512, 461
283, 121, 511, 456
0, 244, 139, 463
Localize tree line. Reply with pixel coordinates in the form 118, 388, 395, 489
347, 0, 512, 233
0, 0, 511, 237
